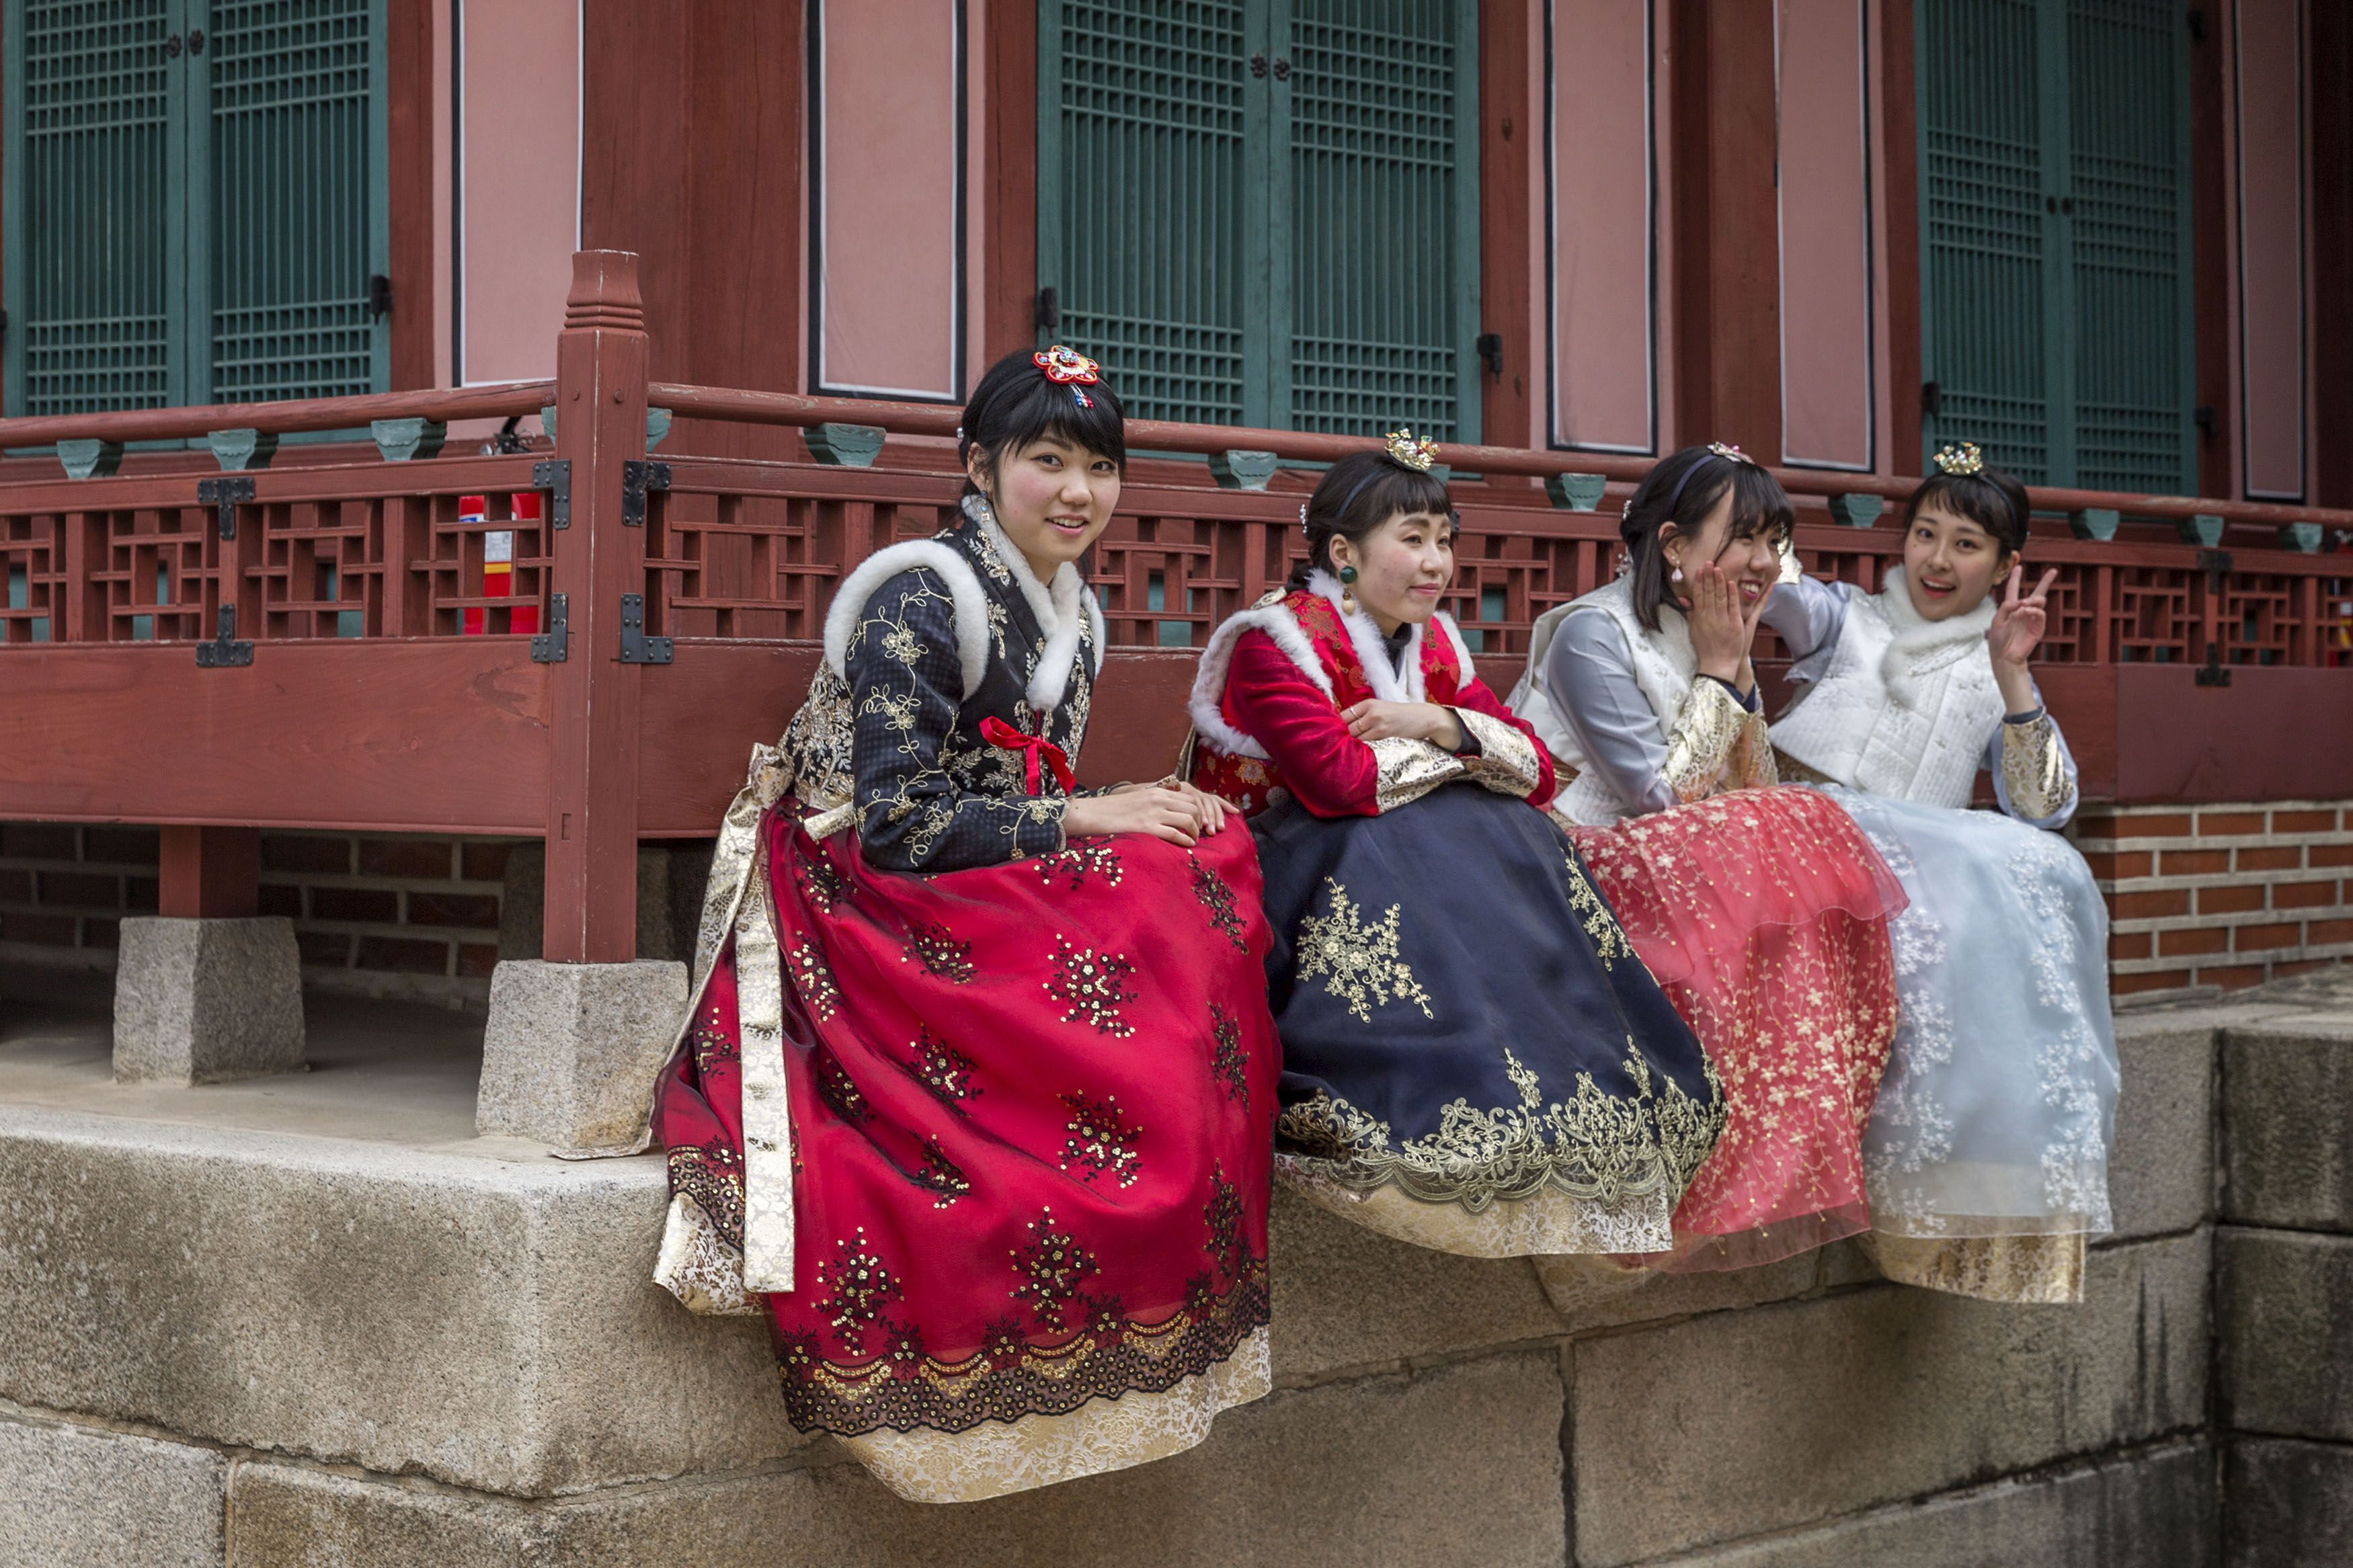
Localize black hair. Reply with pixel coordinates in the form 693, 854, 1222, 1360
1618, 446, 1796, 632
1285, 449, 1458, 591
956, 346, 1127, 502
1899, 463, 2032, 557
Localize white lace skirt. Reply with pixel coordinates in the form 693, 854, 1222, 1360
1817, 788, 2118, 1253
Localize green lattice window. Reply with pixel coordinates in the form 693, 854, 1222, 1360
3, 0, 387, 418
1039, 0, 1480, 439
1916, 0, 2194, 493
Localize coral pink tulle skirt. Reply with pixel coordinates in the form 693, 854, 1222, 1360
1566, 786, 1906, 1270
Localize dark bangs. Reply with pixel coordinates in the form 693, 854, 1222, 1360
1901, 468, 2032, 554
1289, 450, 1458, 587
957, 347, 1127, 497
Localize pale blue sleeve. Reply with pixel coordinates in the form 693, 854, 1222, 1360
1758, 575, 1855, 686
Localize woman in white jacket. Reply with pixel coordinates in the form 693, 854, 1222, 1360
1756, 442, 2118, 1304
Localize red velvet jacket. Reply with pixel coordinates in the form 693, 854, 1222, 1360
1186, 579, 1557, 818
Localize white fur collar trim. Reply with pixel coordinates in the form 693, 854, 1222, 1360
961, 495, 1104, 710
1305, 568, 1425, 704
822, 540, 989, 696
1187, 593, 1325, 759
1878, 564, 1997, 710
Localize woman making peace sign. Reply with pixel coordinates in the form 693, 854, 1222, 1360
1762, 444, 2118, 1304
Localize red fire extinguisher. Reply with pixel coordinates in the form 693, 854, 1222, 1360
459, 493, 541, 636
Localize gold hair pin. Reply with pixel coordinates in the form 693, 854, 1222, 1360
1933, 441, 1985, 477
1384, 428, 1439, 472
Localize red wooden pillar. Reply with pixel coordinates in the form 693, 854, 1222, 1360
1668, 0, 1783, 457
541, 251, 651, 964
158, 825, 260, 919
1478, 0, 1535, 449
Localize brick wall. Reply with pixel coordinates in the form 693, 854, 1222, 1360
0, 824, 521, 1007
2078, 802, 2353, 1003
7, 807, 2350, 1012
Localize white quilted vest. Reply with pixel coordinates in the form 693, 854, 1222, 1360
1767, 565, 2004, 809
1509, 577, 1700, 826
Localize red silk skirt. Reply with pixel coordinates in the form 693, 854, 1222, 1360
1568, 786, 1905, 1269
653, 808, 1279, 1441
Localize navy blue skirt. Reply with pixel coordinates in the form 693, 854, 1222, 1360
1252, 783, 1724, 1256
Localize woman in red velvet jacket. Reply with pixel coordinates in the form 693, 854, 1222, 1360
1185, 435, 1724, 1260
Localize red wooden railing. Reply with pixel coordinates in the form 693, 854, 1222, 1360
3, 251, 2349, 964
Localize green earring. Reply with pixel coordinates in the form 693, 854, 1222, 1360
1338, 565, 1359, 585
1337, 563, 1359, 616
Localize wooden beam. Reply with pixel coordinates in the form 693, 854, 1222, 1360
2312, 1, 2353, 508
2190, 0, 2235, 499
983, 0, 1039, 367
1478, 0, 1535, 448
1879, 0, 1924, 476
158, 826, 260, 920
385, 0, 438, 390
1668, 0, 1782, 455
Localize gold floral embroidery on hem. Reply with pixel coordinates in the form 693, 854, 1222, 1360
1999, 711, 2075, 821
1039, 838, 1123, 889
667, 1142, 746, 1249
1276, 1042, 1724, 1212
815, 1227, 903, 1351
775, 1262, 1271, 1440
1295, 876, 1434, 1022
1562, 855, 1636, 965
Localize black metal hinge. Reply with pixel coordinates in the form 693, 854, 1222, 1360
530, 591, 569, 663
534, 458, 571, 528
1921, 380, 1943, 417
1475, 332, 1504, 378
1034, 286, 1060, 332
621, 459, 670, 527
194, 605, 253, 668
618, 593, 672, 664
367, 274, 393, 319
196, 474, 254, 540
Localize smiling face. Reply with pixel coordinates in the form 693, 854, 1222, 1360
1330, 509, 1456, 632
1902, 503, 2012, 620
970, 435, 1121, 579
1663, 489, 1782, 612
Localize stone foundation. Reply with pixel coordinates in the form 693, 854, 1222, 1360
7, 973, 2343, 1564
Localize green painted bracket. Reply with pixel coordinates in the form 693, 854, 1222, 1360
2068, 507, 2122, 542
208, 429, 278, 470
1544, 472, 1609, 511
805, 423, 886, 467
371, 418, 446, 462
541, 404, 557, 443
1825, 493, 1884, 528
2174, 513, 2225, 546
2278, 522, 2324, 554
1208, 450, 1279, 490
57, 440, 123, 480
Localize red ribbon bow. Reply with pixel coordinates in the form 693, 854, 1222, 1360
980, 717, 1077, 796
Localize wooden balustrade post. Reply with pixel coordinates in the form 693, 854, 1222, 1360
157, 825, 261, 919
542, 250, 652, 964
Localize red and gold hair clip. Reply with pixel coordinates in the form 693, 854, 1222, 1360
1033, 345, 1102, 409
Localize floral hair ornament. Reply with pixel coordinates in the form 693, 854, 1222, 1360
1706, 441, 1757, 466
1933, 440, 1985, 477
1384, 428, 1440, 472
1033, 344, 1102, 410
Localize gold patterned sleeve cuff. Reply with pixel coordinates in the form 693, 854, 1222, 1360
1661, 677, 1755, 804
1453, 707, 1545, 800
1369, 736, 1467, 813
2000, 710, 2075, 822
